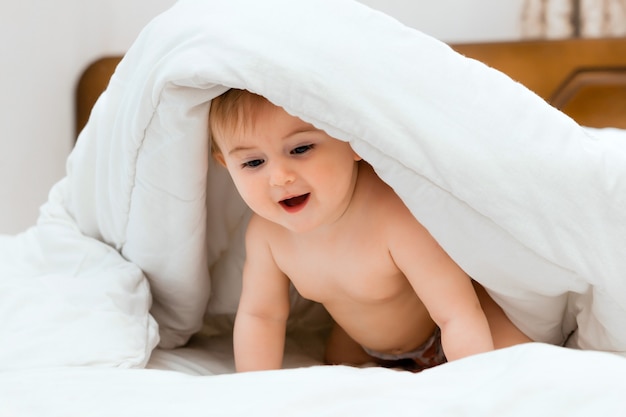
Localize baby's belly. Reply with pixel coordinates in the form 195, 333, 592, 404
325, 297, 437, 355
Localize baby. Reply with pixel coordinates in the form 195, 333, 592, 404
209, 89, 530, 372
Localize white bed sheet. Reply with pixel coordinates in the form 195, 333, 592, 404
3, 343, 626, 417
146, 330, 327, 376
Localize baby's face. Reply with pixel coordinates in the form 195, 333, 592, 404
215, 103, 360, 233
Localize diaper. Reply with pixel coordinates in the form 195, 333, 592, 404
363, 327, 447, 372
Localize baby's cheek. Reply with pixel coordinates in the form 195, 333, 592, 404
228, 176, 253, 202
237, 186, 267, 213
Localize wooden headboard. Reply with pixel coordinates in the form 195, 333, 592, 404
75, 37, 626, 136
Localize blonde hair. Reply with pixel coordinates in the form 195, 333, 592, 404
208, 89, 270, 158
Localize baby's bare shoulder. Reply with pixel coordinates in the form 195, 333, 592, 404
357, 169, 430, 246
245, 213, 282, 243
359, 169, 417, 223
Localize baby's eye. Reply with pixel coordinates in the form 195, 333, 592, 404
242, 159, 264, 169
291, 144, 314, 155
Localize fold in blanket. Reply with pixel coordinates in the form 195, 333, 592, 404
2, 0, 625, 367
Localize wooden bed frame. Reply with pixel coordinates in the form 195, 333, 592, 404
75, 37, 626, 137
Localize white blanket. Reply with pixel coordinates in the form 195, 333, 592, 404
1, 0, 625, 379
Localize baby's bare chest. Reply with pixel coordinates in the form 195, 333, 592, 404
272, 237, 411, 303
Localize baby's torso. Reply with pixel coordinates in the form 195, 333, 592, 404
273, 233, 435, 353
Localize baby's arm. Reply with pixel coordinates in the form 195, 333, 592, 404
389, 209, 494, 361
233, 215, 291, 372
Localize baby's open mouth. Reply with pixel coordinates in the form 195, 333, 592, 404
280, 193, 310, 209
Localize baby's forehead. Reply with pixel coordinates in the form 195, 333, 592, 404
238, 106, 314, 136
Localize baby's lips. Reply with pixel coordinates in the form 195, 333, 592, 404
280, 193, 310, 208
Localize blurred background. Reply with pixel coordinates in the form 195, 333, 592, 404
1, 0, 623, 234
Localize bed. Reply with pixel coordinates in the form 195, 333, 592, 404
2, 0, 626, 415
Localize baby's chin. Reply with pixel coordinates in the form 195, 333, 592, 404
277, 220, 317, 234
271, 217, 320, 235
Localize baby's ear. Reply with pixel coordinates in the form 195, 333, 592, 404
353, 151, 362, 162
213, 152, 226, 167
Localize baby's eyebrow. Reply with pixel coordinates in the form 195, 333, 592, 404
289, 126, 321, 135
228, 145, 255, 155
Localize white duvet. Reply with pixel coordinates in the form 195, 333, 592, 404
1, 0, 626, 415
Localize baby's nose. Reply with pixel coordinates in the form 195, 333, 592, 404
269, 163, 296, 186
